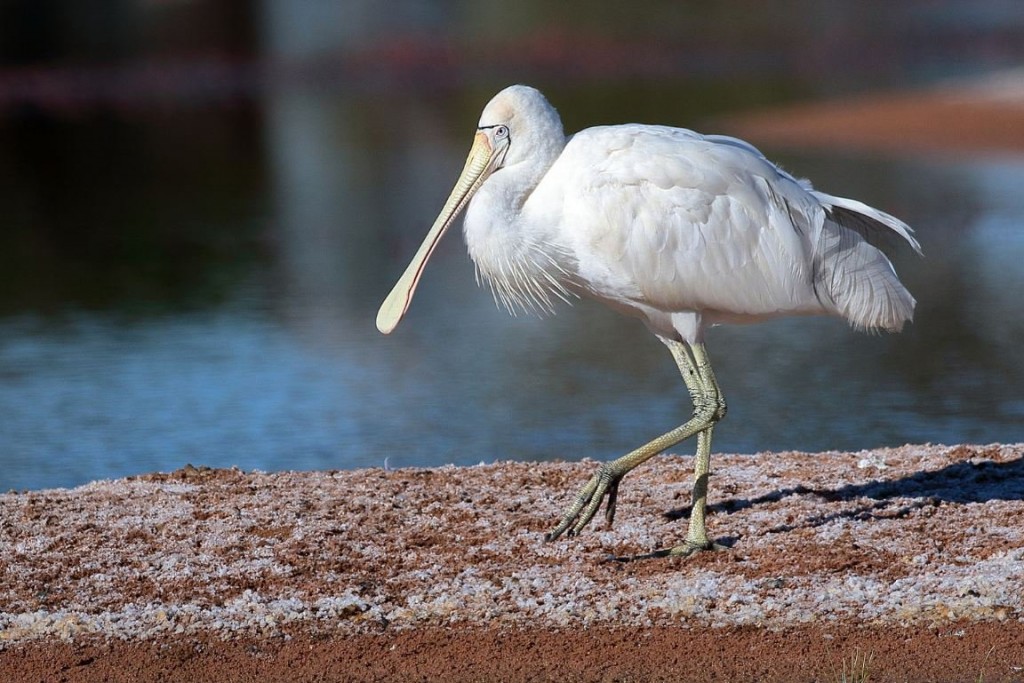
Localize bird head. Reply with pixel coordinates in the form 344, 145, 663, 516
375, 85, 563, 334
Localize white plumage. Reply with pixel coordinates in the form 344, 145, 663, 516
378, 85, 920, 557
463, 106, 919, 341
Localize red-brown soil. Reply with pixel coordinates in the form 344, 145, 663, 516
2, 444, 1023, 682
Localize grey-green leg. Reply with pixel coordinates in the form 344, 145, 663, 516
670, 342, 727, 555
545, 339, 727, 555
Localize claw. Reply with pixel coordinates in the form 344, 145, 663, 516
604, 479, 619, 526
546, 463, 623, 542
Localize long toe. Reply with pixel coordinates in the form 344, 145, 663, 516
666, 539, 724, 558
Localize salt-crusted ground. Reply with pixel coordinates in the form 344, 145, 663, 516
2, 444, 1023, 681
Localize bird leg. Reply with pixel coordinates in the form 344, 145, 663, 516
667, 422, 725, 556
545, 340, 726, 554
670, 342, 728, 556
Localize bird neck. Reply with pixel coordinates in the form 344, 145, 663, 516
462, 152, 574, 317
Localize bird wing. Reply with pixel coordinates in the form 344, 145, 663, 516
811, 192, 922, 256
805, 191, 920, 332
534, 125, 826, 320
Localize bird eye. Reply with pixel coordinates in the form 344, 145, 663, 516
494, 125, 509, 139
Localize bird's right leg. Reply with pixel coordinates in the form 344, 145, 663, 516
669, 342, 727, 555
545, 339, 721, 542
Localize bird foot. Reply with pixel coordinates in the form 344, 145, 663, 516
666, 538, 726, 557
600, 538, 725, 563
545, 463, 624, 542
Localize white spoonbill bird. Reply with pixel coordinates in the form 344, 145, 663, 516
377, 85, 920, 557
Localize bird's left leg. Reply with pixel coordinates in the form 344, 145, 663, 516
546, 339, 722, 542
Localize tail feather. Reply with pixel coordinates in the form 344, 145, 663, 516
810, 192, 920, 332
812, 192, 923, 256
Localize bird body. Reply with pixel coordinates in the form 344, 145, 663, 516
462, 102, 919, 344
377, 85, 920, 557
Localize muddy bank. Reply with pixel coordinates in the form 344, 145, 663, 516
2, 443, 1023, 681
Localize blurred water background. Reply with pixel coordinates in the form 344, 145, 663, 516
1, 1, 1023, 491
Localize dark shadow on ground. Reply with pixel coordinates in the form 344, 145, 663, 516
662, 454, 1024, 533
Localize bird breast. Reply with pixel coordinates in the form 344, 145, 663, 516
463, 179, 577, 317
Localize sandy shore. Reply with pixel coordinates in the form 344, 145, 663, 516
3, 443, 1023, 681
721, 69, 1024, 156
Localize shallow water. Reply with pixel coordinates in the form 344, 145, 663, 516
1, 81, 1022, 491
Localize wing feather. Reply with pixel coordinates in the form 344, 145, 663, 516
546, 126, 822, 318
529, 124, 918, 333
809, 192, 921, 331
